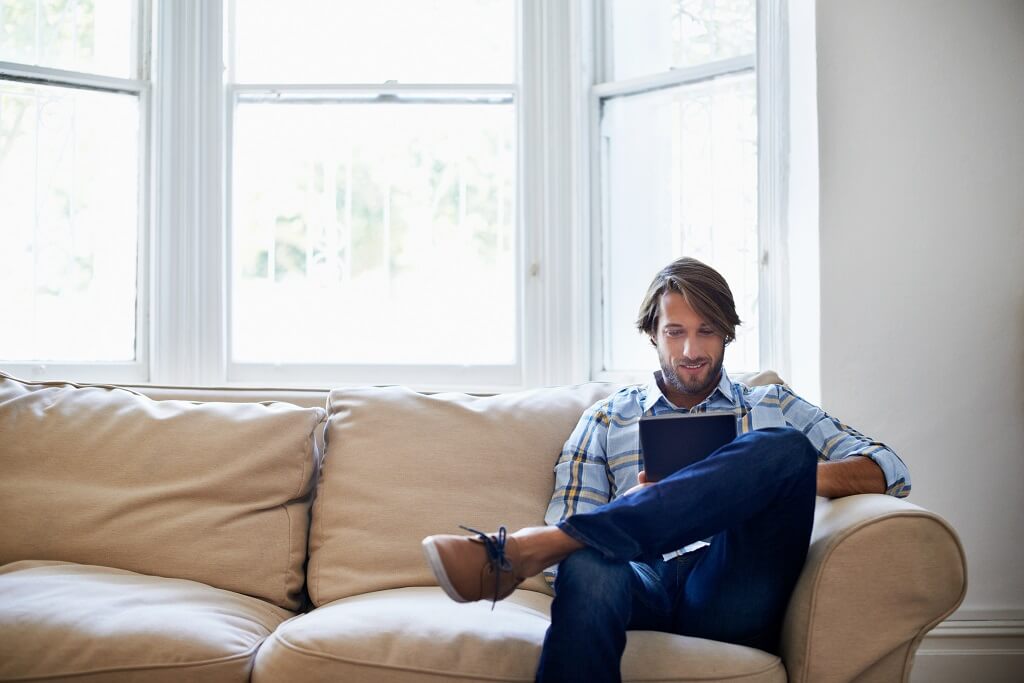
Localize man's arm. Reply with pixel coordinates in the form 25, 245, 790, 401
817, 455, 886, 498
544, 401, 614, 525
628, 448, 888, 499
775, 385, 911, 499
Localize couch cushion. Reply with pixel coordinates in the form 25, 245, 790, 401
0, 561, 293, 682
0, 372, 325, 610
307, 383, 619, 605
252, 587, 786, 683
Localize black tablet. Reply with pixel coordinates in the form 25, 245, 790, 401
638, 411, 738, 482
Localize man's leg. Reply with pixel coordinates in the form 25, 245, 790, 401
423, 427, 817, 672
535, 550, 676, 683
662, 429, 817, 652
556, 427, 817, 655
671, 491, 813, 654
533, 428, 815, 680
423, 427, 816, 603
559, 427, 817, 567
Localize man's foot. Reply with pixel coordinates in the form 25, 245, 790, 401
422, 526, 529, 604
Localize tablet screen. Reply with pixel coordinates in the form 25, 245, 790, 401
639, 411, 737, 482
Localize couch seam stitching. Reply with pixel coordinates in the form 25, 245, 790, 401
897, 514, 970, 683
283, 416, 311, 610
314, 393, 335, 606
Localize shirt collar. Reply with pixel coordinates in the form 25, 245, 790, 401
643, 367, 736, 413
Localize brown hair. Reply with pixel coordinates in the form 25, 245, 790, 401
635, 257, 741, 345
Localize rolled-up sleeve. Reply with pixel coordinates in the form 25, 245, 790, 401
776, 385, 911, 498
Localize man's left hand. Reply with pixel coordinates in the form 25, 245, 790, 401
817, 456, 886, 497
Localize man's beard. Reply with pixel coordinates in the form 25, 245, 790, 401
660, 354, 724, 399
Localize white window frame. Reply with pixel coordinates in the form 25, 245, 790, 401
149, 0, 225, 387
584, 0, 789, 384
222, 65, 521, 389
0, 0, 152, 385
1, 0, 786, 392
148, 0, 588, 392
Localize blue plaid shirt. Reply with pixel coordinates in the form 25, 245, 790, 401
544, 369, 911, 575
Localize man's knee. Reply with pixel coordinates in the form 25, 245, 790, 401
554, 547, 633, 606
762, 425, 815, 452
741, 427, 818, 476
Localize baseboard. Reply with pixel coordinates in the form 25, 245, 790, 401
910, 619, 1024, 683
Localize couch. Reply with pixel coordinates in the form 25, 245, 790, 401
0, 370, 967, 682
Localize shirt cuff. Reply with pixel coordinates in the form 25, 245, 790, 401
863, 447, 912, 498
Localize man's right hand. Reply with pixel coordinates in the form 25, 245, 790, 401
623, 469, 656, 496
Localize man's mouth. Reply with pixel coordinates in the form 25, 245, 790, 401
679, 361, 707, 371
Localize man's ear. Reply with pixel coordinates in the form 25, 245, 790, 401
649, 334, 658, 348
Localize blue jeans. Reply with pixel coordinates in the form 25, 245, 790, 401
535, 427, 818, 683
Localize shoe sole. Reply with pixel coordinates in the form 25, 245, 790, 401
421, 537, 471, 603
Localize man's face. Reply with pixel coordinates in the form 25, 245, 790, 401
653, 291, 726, 408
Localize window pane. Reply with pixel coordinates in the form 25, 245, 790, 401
232, 101, 515, 365
0, 80, 139, 361
233, 0, 514, 84
0, 0, 136, 78
601, 73, 757, 373
611, 0, 755, 80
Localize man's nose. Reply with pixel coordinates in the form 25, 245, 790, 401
682, 338, 695, 358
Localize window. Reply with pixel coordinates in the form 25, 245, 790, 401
0, 0, 147, 381
0, 1, 786, 390
592, 0, 769, 380
226, 0, 519, 386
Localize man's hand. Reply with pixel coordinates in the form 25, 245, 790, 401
817, 456, 886, 498
623, 469, 656, 496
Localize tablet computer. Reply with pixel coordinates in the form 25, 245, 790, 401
639, 411, 738, 482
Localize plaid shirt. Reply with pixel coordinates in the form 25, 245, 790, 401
544, 369, 911, 574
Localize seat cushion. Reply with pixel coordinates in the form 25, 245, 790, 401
252, 587, 786, 683
0, 372, 325, 610
0, 561, 293, 682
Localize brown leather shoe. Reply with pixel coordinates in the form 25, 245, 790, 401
422, 526, 528, 605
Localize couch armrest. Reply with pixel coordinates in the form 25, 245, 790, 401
780, 494, 967, 683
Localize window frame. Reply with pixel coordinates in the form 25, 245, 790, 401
586, 0, 788, 385
148, 0, 586, 392
1, 0, 787, 392
0, 0, 152, 384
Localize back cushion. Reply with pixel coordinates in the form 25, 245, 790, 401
0, 372, 324, 611
307, 383, 618, 606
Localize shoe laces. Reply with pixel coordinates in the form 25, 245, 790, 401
459, 524, 512, 609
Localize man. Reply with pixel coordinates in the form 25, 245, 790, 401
422, 257, 911, 682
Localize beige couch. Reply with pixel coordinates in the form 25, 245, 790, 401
0, 371, 966, 682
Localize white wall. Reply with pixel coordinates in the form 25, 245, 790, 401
814, 0, 1024, 677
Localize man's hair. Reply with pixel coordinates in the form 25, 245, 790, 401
635, 257, 741, 345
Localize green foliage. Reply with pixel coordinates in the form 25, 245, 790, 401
672, 0, 755, 66
242, 250, 268, 279
1, 0, 99, 65
235, 106, 514, 288
274, 213, 307, 282
0, 87, 31, 166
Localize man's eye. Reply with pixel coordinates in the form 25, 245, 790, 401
698, 329, 714, 336
665, 329, 683, 337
